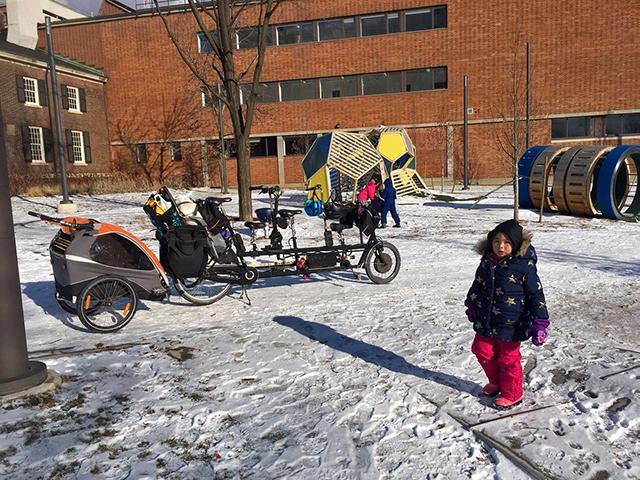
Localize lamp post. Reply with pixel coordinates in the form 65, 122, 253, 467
462, 75, 469, 190
0, 104, 47, 396
45, 16, 76, 214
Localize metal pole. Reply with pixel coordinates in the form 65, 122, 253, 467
525, 42, 530, 150
513, 48, 519, 222
463, 75, 469, 190
218, 84, 228, 194
45, 17, 75, 213
0, 104, 47, 396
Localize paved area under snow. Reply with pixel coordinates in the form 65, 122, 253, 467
2, 186, 639, 479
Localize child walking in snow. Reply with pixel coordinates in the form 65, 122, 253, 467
380, 178, 401, 228
465, 219, 550, 409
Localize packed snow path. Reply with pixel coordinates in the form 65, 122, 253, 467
1, 187, 638, 479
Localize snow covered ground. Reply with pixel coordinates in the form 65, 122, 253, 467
2, 186, 639, 479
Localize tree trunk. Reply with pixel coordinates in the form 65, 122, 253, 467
236, 137, 252, 221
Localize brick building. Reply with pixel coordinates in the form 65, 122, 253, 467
25, 0, 640, 187
0, 38, 110, 189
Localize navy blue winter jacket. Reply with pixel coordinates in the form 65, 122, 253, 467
381, 178, 397, 203
466, 231, 549, 342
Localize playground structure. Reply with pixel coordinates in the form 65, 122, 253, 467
302, 126, 426, 204
518, 145, 640, 220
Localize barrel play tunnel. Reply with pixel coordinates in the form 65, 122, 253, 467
518, 145, 640, 220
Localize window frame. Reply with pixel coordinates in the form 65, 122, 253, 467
67, 86, 81, 113
23, 77, 40, 106
197, 32, 213, 53
28, 126, 45, 163
551, 116, 593, 139
71, 130, 86, 163
275, 21, 314, 45
170, 142, 182, 162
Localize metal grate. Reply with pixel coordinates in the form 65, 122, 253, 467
51, 231, 72, 255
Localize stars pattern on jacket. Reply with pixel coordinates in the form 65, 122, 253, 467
508, 274, 517, 283
492, 306, 501, 316
470, 293, 478, 301
496, 287, 504, 295
505, 297, 516, 305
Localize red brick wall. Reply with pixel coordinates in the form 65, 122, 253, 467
0, 58, 111, 180
42, 0, 640, 183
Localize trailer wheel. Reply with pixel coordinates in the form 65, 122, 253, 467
77, 276, 138, 332
364, 241, 401, 284
56, 293, 77, 314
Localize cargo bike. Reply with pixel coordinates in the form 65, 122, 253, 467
30, 184, 400, 332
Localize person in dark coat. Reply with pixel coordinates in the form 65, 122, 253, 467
464, 219, 550, 409
380, 178, 400, 227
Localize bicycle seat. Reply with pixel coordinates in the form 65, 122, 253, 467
278, 209, 302, 218
330, 222, 349, 233
245, 221, 266, 230
204, 196, 232, 205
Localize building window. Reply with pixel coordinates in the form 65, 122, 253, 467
170, 142, 182, 162
198, 32, 213, 53
137, 144, 148, 163
249, 137, 277, 157
284, 135, 317, 155
320, 75, 358, 98
201, 88, 215, 107
360, 13, 400, 36
362, 72, 402, 95
405, 67, 448, 91
406, 6, 448, 31
71, 130, 85, 163
318, 17, 356, 41
276, 22, 314, 45
24, 77, 40, 105
280, 79, 316, 102
551, 117, 593, 139
29, 127, 45, 163
236, 27, 272, 49
605, 113, 640, 136
67, 86, 80, 112
241, 82, 280, 104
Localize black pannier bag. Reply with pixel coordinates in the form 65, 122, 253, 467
196, 198, 232, 235
160, 225, 209, 280
355, 204, 380, 236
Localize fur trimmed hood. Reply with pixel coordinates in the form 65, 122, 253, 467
474, 229, 533, 257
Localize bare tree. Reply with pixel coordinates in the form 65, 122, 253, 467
116, 92, 202, 185
492, 36, 534, 222
152, 0, 283, 220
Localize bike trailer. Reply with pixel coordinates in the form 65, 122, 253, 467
50, 218, 168, 303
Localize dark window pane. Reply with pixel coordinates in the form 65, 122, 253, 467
605, 115, 623, 136
406, 68, 434, 91
361, 14, 386, 36
197, 32, 212, 53
277, 22, 313, 45
388, 13, 400, 33
284, 135, 317, 155
362, 73, 387, 95
249, 137, 277, 156
551, 118, 566, 138
567, 117, 591, 137
623, 113, 640, 134
406, 8, 433, 31
318, 18, 355, 41
434, 67, 447, 89
362, 72, 401, 95
320, 76, 358, 98
280, 79, 316, 101
90, 233, 154, 270
240, 83, 279, 104
434, 6, 447, 28
386, 71, 402, 93
237, 27, 272, 49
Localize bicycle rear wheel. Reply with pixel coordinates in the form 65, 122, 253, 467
174, 275, 232, 305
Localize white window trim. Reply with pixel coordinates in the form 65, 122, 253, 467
71, 130, 86, 164
67, 86, 81, 113
28, 126, 45, 163
197, 32, 210, 53
24, 77, 40, 106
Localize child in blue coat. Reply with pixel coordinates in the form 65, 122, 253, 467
380, 178, 400, 228
465, 219, 550, 409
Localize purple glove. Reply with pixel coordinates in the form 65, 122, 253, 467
529, 318, 550, 346
464, 300, 477, 323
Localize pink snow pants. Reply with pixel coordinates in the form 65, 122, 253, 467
471, 334, 523, 401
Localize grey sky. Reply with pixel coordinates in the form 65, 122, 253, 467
63, 0, 136, 16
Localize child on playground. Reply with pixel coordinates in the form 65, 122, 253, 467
380, 178, 400, 227
464, 219, 550, 409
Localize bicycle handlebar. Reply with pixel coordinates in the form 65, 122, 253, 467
251, 185, 281, 195
305, 184, 321, 191
28, 211, 95, 230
